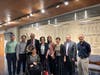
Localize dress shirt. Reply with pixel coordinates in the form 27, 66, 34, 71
40, 44, 45, 55
66, 42, 70, 56
16, 42, 26, 54
5, 41, 17, 53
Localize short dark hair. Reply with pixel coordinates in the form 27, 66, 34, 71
40, 36, 45, 41
10, 32, 15, 37
56, 37, 61, 40
21, 35, 26, 38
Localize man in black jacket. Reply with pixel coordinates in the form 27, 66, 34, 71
25, 33, 39, 54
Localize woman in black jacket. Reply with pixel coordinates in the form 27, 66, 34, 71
39, 36, 49, 71
54, 37, 66, 75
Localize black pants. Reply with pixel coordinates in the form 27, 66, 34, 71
29, 66, 41, 75
48, 55, 56, 75
17, 54, 26, 74
55, 56, 64, 75
64, 56, 75, 75
40, 55, 46, 70
6, 53, 16, 75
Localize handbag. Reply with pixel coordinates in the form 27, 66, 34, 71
29, 64, 40, 71
33, 64, 40, 70
43, 71, 48, 75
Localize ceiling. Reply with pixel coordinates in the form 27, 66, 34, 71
0, 0, 100, 30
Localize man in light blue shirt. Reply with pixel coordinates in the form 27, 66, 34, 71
16, 35, 27, 75
5, 33, 17, 75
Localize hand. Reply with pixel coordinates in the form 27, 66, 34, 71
72, 58, 75, 61
30, 65, 33, 67
46, 56, 48, 59
64, 56, 66, 62
33, 62, 37, 65
51, 54, 55, 59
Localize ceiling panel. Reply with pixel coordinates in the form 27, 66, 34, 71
0, 0, 100, 30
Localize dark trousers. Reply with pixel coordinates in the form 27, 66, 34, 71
40, 55, 51, 74
55, 56, 64, 75
40, 55, 46, 70
64, 56, 75, 75
17, 54, 26, 74
48, 55, 56, 75
6, 53, 16, 75
29, 66, 41, 75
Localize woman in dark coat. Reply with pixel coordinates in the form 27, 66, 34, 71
39, 36, 49, 71
54, 37, 66, 75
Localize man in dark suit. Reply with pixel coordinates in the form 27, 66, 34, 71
64, 35, 77, 75
25, 33, 40, 54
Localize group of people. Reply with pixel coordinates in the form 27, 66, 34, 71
5, 32, 91, 75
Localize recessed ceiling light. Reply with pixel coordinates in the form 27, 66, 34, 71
64, 1, 69, 6
41, 9, 45, 13
29, 13, 33, 17
27, 15, 30, 18
56, 5, 60, 8
75, 0, 79, 1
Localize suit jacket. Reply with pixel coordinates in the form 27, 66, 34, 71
25, 39, 40, 53
64, 41, 77, 61
39, 43, 49, 56
60, 44, 66, 57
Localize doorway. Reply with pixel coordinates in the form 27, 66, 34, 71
0, 34, 5, 74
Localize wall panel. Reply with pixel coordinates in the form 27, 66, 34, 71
19, 16, 100, 55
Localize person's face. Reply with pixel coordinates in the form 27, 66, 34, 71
48, 36, 52, 42
41, 38, 45, 43
10, 36, 15, 41
79, 35, 84, 42
66, 36, 71, 42
56, 39, 60, 44
32, 49, 37, 54
30, 34, 35, 39
21, 36, 26, 42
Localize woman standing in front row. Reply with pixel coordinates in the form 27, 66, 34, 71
39, 36, 48, 71
54, 37, 66, 75
46, 36, 55, 75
